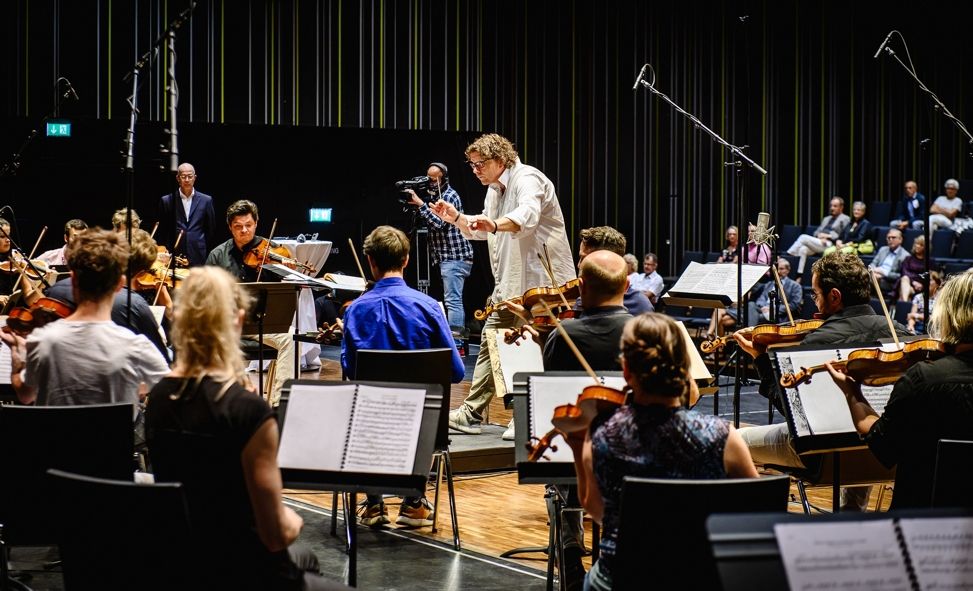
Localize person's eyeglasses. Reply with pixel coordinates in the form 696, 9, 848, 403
467, 159, 487, 171
178, 174, 196, 179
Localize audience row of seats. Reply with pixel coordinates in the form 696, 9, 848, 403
778, 224, 973, 263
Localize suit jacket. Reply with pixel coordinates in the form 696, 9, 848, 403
814, 213, 851, 241
869, 246, 910, 282
838, 219, 873, 244
157, 190, 217, 266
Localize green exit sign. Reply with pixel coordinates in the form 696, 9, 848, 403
46, 121, 72, 137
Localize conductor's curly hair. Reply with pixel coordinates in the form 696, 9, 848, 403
620, 313, 692, 399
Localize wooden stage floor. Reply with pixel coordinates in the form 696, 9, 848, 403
283, 359, 893, 572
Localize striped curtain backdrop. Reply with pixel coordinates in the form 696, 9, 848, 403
4, 0, 971, 270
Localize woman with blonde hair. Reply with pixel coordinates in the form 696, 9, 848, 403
567, 312, 757, 591
146, 266, 338, 590
828, 269, 973, 509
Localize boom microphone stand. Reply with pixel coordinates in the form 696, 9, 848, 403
634, 64, 768, 427
120, 2, 196, 323
875, 30, 973, 329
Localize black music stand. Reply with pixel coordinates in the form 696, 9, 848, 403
241, 282, 298, 402
707, 508, 973, 591
277, 379, 441, 588
507, 371, 622, 591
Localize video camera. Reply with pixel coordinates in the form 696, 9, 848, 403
395, 175, 438, 204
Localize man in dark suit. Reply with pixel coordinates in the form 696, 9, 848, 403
156, 162, 216, 266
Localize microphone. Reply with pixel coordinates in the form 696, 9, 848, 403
873, 30, 894, 59
62, 78, 79, 101
632, 64, 649, 90
749, 212, 778, 249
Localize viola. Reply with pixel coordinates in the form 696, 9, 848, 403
527, 385, 629, 461
5, 296, 75, 336
242, 238, 317, 275
779, 338, 948, 388
700, 319, 825, 354
475, 278, 582, 321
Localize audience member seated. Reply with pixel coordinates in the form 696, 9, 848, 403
146, 266, 339, 590
898, 235, 934, 302
748, 259, 802, 325
825, 268, 973, 509
891, 180, 927, 230
786, 196, 851, 276
733, 252, 910, 510
0, 228, 169, 406
868, 228, 910, 297
630, 252, 664, 304
824, 201, 873, 255
568, 313, 758, 591
341, 225, 464, 528
716, 225, 739, 263
929, 178, 964, 232
907, 270, 941, 334
623, 253, 639, 284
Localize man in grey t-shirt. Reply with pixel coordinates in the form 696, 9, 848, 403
1, 229, 168, 406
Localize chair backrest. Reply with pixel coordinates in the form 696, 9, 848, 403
902, 228, 922, 252
679, 250, 704, 274
0, 403, 135, 545
893, 300, 913, 326
47, 468, 196, 589
873, 225, 891, 246
779, 225, 803, 251
356, 348, 453, 450
615, 475, 790, 590
868, 201, 893, 226
932, 439, 973, 508
932, 229, 956, 259
955, 231, 973, 260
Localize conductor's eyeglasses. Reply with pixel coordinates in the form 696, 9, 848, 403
467, 159, 488, 171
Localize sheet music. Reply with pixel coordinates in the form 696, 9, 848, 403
341, 385, 425, 474
669, 262, 768, 302
676, 321, 713, 382
277, 384, 357, 471
494, 331, 544, 394
322, 273, 368, 292
0, 317, 11, 386
775, 520, 912, 591
529, 376, 593, 463
782, 349, 856, 435
899, 517, 973, 589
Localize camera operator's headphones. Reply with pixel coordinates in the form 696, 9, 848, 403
428, 162, 449, 189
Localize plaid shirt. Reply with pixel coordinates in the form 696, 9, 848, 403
415, 185, 474, 265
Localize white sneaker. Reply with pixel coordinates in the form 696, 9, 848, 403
502, 419, 515, 441
448, 408, 482, 434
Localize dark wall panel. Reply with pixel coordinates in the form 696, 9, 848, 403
3, 0, 973, 274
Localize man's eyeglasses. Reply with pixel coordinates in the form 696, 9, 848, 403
178, 174, 196, 180
467, 159, 487, 171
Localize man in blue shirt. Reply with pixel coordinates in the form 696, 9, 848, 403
341, 225, 465, 528
405, 163, 474, 343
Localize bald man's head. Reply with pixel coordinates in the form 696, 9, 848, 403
580, 250, 629, 307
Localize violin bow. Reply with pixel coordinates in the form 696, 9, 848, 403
27, 226, 47, 260
870, 270, 902, 350
348, 238, 367, 280
540, 300, 601, 385
149, 221, 160, 239
154, 230, 184, 305
771, 264, 796, 326
538, 245, 571, 308
255, 218, 279, 283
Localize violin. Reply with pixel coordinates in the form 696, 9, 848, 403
242, 238, 317, 275
156, 245, 188, 268
132, 266, 188, 291
700, 319, 824, 354
527, 384, 629, 461
5, 297, 75, 336
475, 278, 582, 321
779, 338, 948, 388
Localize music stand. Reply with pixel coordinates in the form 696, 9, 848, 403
276, 379, 441, 588
241, 282, 299, 402
508, 371, 623, 591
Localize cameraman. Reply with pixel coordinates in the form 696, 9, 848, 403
405, 163, 474, 341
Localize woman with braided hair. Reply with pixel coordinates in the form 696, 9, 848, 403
566, 313, 757, 591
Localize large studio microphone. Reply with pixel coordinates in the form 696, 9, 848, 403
749, 212, 778, 249
632, 64, 649, 90
62, 78, 80, 101
873, 30, 894, 59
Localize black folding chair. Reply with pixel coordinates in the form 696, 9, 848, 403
932, 439, 973, 508
614, 475, 790, 590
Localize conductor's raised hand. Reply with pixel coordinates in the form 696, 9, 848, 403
468, 215, 494, 232
429, 199, 457, 221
